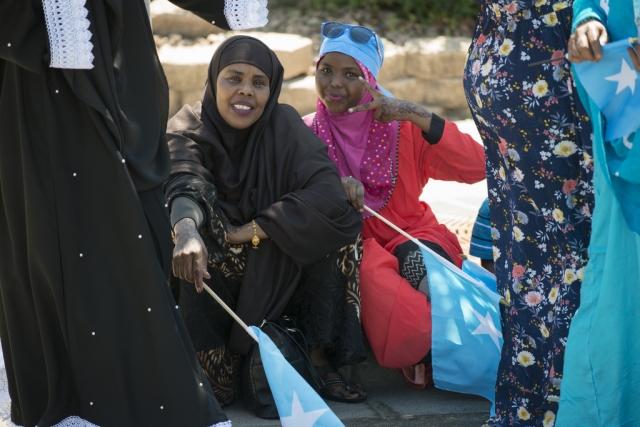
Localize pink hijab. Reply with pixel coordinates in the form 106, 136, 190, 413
311, 57, 399, 218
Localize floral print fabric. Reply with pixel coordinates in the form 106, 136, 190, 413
463, 1, 594, 425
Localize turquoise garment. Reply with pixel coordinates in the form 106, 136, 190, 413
557, 1, 640, 425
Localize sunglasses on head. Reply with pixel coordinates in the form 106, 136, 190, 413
321, 22, 383, 62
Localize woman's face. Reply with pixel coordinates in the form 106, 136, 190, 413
315, 52, 366, 114
216, 63, 270, 129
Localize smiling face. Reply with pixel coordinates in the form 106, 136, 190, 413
216, 62, 270, 129
315, 52, 366, 114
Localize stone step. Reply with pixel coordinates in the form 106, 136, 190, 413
151, 0, 223, 38
405, 36, 471, 80
158, 32, 314, 116
222, 346, 490, 426
156, 24, 473, 119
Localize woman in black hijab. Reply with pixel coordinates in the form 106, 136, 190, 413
165, 36, 368, 408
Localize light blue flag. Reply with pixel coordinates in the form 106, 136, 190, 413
420, 245, 503, 404
573, 38, 640, 142
248, 326, 344, 427
462, 258, 497, 293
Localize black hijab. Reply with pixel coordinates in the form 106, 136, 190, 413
166, 36, 362, 354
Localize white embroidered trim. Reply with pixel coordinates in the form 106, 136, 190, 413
224, 0, 269, 30
42, 0, 95, 69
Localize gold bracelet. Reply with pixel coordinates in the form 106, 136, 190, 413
251, 220, 260, 249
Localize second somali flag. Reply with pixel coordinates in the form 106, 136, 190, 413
422, 247, 503, 404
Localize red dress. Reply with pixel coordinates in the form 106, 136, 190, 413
360, 120, 485, 368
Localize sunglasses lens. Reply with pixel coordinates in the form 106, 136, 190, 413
323, 22, 345, 39
350, 27, 374, 43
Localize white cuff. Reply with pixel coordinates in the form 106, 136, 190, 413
42, 0, 95, 69
224, 0, 269, 30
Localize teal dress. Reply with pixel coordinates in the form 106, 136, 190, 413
557, 1, 640, 426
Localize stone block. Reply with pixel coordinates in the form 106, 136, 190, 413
151, 0, 223, 38
423, 78, 468, 111
377, 39, 406, 83
168, 89, 183, 118
181, 88, 206, 109
278, 75, 317, 117
158, 32, 312, 96
236, 32, 313, 80
404, 36, 472, 80
382, 77, 425, 105
158, 43, 217, 93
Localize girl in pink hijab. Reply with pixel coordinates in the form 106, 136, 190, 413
304, 22, 487, 388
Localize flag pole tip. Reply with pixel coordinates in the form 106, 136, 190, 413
499, 298, 510, 307
246, 326, 259, 342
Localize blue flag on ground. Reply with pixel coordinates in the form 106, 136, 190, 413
420, 245, 503, 404
573, 38, 640, 142
248, 326, 344, 427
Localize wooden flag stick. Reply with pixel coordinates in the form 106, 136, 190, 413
202, 283, 259, 342
527, 54, 569, 67
363, 205, 509, 307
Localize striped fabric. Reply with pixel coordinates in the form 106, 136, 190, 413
469, 198, 492, 260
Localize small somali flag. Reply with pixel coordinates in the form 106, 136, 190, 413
420, 245, 503, 404
573, 38, 640, 142
248, 326, 344, 427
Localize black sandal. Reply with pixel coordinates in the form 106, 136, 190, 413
314, 364, 367, 404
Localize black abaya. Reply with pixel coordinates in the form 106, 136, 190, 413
164, 36, 366, 406
0, 0, 239, 426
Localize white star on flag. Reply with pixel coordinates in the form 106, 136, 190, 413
280, 391, 328, 427
469, 305, 503, 350
605, 58, 637, 95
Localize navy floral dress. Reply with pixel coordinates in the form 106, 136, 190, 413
463, 1, 594, 425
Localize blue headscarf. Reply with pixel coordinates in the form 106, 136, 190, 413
319, 22, 384, 80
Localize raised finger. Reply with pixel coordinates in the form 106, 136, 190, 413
175, 255, 188, 281
358, 76, 380, 95
183, 253, 196, 284
193, 256, 206, 293
349, 101, 377, 114
586, 25, 604, 61
575, 31, 596, 62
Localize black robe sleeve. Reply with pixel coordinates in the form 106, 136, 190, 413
0, 0, 48, 73
255, 137, 362, 265
168, 0, 232, 30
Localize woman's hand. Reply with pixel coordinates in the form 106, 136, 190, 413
172, 218, 211, 293
568, 20, 609, 63
341, 176, 364, 212
348, 77, 433, 132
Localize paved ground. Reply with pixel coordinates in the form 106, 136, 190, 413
224, 387, 490, 426
223, 344, 491, 426
0, 120, 491, 426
